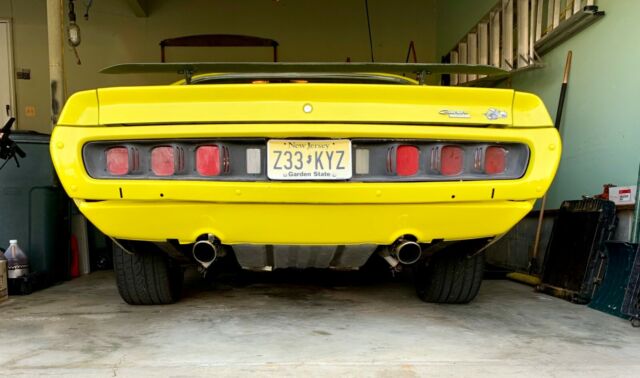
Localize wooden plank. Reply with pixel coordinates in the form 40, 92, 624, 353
564, 1, 572, 19
490, 10, 501, 67
518, 0, 530, 68
450, 51, 459, 85
530, 0, 537, 58
547, 0, 555, 33
478, 23, 489, 78
574, 0, 582, 14
467, 33, 478, 81
458, 42, 468, 83
535, 0, 544, 41
502, 0, 514, 70
478, 23, 489, 65
125, 0, 148, 17
553, 0, 561, 28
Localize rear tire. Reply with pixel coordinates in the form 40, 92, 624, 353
414, 247, 485, 304
113, 243, 183, 305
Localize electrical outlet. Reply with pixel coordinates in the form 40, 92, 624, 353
25, 106, 36, 118
16, 69, 31, 80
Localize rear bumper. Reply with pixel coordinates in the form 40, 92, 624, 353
77, 199, 535, 245
53, 123, 558, 245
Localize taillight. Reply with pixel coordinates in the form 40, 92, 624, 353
485, 146, 506, 175
441, 146, 464, 176
396, 145, 420, 176
151, 146, 175, 176
85, 140, 528, 181
106, 147, 129, 175
196, 145, 221, 176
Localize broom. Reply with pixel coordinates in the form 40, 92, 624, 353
507, 50, 573, 286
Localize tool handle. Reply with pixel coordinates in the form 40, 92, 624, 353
563, 51, 573, 84
555, 51, 573, 130
530, 50, 574, 269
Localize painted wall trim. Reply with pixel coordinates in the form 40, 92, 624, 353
0, 18, 17, 129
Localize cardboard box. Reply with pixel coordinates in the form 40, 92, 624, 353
609, 186, 637, 205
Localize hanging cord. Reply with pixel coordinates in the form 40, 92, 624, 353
67, 0, 82, 65
59, 0, 69, 100
83, 0, 93, 20
364, 0, 374, 62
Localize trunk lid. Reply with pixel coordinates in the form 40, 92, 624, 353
94, 84, 516, 127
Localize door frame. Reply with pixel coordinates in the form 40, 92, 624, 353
0, 18, 17, 129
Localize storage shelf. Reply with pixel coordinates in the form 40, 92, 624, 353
535, 6, 605, 56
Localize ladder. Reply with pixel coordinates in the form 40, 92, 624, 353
448, 0, 597, 86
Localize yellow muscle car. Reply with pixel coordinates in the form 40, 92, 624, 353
50, 63, 561, 305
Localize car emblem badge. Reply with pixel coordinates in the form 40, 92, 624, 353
439, 110, 471, 119
485, 108, 508, 121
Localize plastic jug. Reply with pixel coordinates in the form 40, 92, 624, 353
5, 240, 29, 279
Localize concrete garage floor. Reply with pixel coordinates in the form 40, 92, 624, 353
1, 269, 640, 377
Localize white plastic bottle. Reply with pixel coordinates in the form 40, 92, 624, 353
5, 240, 29, 279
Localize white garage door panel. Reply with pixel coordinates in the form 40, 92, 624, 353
0, 21, 14, 128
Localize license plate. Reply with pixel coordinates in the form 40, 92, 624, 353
267, 140, 352, 180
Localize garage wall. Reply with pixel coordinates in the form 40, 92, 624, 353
0, 1, 50, 134
0, 0, 437, 134
437, 0, 640, 209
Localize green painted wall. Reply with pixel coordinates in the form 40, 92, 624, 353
438, 0, 640, 208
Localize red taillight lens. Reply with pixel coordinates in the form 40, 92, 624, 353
441, 146, 464, 176
485, 146, 506, 175
151, 146, 175, 176
396, 145, 420, 176
196, 145, 221, 176
106, 147, 129, 175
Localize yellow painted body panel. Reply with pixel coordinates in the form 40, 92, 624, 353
52, 125, 560, 245
76, 200, 535, 245
57, 83, 553, 128
52, 81, 560, 245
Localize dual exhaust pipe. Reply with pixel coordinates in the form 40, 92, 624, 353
379, 238, 422, 268
192, 237, 221, 269
192, 234, 422, 270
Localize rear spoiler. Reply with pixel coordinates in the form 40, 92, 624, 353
100, 62, 509, 84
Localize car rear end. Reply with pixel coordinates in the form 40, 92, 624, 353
51, 80, 561, 304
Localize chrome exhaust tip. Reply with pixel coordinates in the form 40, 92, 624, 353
192, 240, 218, 269
392, 240, 422, 265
